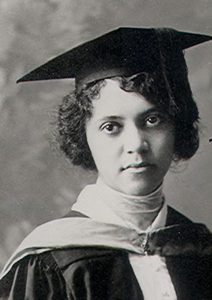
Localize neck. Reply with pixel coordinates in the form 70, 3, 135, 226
96, 178, 164, 231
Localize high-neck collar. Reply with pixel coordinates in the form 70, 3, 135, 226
96, 177, 164, 212
73, 178, 165, 232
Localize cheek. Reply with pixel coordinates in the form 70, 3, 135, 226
89, 142, 117, 165
153, 130, 175, 160
86, 125, 118, 160
86, 139, 120, 176
163, 138, 175, 168
86, 131, 108, 168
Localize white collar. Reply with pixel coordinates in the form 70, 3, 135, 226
72, 180, 167, 233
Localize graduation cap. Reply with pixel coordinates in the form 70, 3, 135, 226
17, 27, 212, 91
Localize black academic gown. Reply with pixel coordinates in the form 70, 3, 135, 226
0, 206, 212, 300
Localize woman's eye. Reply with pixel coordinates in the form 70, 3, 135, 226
145, 115, 163, 127
101, 123, 121, 134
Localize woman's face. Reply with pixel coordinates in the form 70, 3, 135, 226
86, 80, 175, 196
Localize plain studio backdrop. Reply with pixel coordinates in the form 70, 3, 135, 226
0, 0, 211, 270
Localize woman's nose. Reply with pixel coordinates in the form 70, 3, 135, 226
123, 126, 149, 154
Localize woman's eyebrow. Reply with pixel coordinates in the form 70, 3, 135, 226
96, 115, 125, 123
139, 107, 161, 116
136, 107, 164, 119
95, 107, 162, 122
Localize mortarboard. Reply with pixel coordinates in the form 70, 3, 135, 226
17, 27, 211, 91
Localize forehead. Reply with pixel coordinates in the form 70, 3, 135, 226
90, 79, 156, 119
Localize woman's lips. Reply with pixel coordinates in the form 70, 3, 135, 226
122, 162, 153, 173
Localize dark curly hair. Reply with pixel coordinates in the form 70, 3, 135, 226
58, 71, 199, 170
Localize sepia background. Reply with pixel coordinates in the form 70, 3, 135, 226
0, 0, 212, 270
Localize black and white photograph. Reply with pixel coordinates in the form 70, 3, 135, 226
0, 0, 211, 299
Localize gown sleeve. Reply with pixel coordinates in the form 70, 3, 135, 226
0, 253, 69, 300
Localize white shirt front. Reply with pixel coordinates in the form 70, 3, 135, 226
72, 182, 177, 300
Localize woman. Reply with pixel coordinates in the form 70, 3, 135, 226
0, 27, 212, 299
